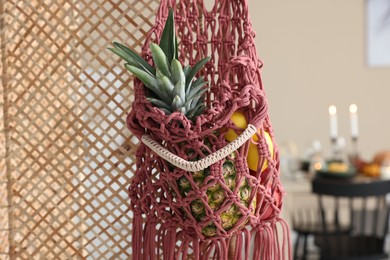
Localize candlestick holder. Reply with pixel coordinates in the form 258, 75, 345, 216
348, 136, 362, 171
330, 137, 340, 161
330, 136, 349, 163
351, 136, 358, 159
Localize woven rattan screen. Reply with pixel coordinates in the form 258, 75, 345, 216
0, 0, 159, 258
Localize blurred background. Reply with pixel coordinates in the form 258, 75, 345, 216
250, 0, 390, 162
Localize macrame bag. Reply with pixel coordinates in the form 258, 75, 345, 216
127, 0, 291, 259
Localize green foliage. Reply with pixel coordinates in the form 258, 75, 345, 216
109, 8, 210, 121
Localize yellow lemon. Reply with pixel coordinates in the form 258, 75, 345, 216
224, 112, 247, 141
224, 111, 274, 172
247, 130, 273, 172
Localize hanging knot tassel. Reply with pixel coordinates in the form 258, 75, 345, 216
162, 226, 177, 260
132, 212, 143, 260
228, 227, 251, 260
144, 218, 158, 259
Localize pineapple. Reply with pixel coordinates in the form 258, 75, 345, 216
109, 9, 254, 237
178, 151, 254, 237
108, 9, 210, 121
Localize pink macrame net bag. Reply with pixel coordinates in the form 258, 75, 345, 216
127, 0, 291, 259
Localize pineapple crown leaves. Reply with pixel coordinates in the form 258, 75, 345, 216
108, 8, 211, 121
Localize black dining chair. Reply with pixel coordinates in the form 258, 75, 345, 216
292, 206, 322, 260
312, 176, 390, 260
292, 202, 351, 259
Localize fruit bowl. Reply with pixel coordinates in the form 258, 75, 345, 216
316, 161, 356, 178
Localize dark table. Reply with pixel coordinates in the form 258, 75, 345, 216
312, 174, 390, 197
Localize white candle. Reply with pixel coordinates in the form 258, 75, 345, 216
329, 105, 338, 139
349, 104, 359, 138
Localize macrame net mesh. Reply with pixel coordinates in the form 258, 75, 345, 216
128, 0, 291, 259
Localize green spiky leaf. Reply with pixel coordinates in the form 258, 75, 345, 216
173, 80, 186, 103
172, 95, 185, 110
146, 97, 171, 110
187, 88, 208, 106
124, 64, 163, 98
187, 103, 206, 119
171, 59, 185, 85
155, 69, 173, 101
186, 78, 208, 98
183, 65, 191, 78
160, 75, 175, 97
150, 43, 171, 77
109, 42, 155, 76
186, 57, 211, 88
159, 8, 177, 63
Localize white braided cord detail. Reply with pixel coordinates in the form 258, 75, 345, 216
141, 124, 257, 172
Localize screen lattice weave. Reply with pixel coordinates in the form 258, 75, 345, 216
0, 0, 159, 258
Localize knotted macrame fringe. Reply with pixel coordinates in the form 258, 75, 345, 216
161, 226, 177, 259
132, 212, 143, 260
253, 218, 291, 260
132, 217, 291, 259
144, 218, 158, 259
228, 228, 251, 260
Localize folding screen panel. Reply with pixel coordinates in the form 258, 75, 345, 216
0, 0, 158, 258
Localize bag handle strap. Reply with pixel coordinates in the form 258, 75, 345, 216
142, 124, 257, 172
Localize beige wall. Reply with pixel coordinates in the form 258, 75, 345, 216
249, 0, 390, 161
